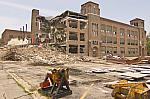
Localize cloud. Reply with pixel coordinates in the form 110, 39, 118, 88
0, 1, 59, 16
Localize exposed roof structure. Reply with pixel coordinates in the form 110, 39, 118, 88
50, 10, 87, 22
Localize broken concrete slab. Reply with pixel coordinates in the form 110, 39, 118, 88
119, 72, 149, 80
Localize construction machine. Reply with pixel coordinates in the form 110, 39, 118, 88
109, 80, 150, 99
39, 68, 72, 99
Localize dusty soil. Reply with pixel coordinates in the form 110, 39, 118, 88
0, 60, 129, 99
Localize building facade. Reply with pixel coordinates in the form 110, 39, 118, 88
31, 1, 147, 57
2, 29, 31, 45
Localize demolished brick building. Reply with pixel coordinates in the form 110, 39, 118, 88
3, 1, 146, 57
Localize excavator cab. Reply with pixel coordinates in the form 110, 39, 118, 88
38, 68, 72, 99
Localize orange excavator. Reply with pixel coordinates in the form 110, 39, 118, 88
39, 68, 72, 99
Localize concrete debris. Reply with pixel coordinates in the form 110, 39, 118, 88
85, 68, 110, 74
2, 48, 24, 61
116, 67, 136, 73
146, 80, 150, 84
0, 47, 86, 65
7, 38, 29, 46
119, 72, 149, 80
0, 46, 107, 66
141, 71, 150, 74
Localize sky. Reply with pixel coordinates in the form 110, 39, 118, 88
0, 0, 150, 38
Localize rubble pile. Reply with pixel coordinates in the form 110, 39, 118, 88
2, 50, 22, 61
0, 46, 98, 65
0, 48, 7, 60
1, 47, 81, 65
1, 48, 25, 61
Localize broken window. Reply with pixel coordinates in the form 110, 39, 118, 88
135, 40, 138, 45
93, 6, 96, 14
107, 47, 113, 54
92, 41, 98, 45
80, 33, 85, 41
107, 36, 112, 43
127, 30, 130, 37
106, 25, 112, 33
69, 45, 78, 54
113, 47, 117, 54
132, 48, 135, 54
69, 32, 78, 40
92, 23, 98, 36
135, 48, 138, 53
113, 27, 117, 35
101, 35, 106, 43
131, 39, 135, 45
120, 38, 125, 45
121, 47, 125, 54
142, 40, 144, 46
134, 31, 138, 38
100, 24, 106, 32
134, 22, 138, 26
131, 31, 134, 38
80, 21, 87, 30
120, 28, 125, 36
63, 21, 66, 26
128, 49, 130, 54
128, 39, 131, 45
101, 46, 106, 54
69, 20, 78, 28
113, 37, 117, 44
80, 45, 85, 53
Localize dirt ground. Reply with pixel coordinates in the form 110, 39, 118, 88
0, 60, 130, 99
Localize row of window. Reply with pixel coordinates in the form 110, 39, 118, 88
92, 23, 138, 38
68, 45, 138, 55
128, 48, 138, 55
81, 5, 97, 15
69, 45, 85, 54
68, 20, 87, 29
92, 23, 98, 36
69, 32, 85, 41
101, 46, 138, 55
101, 36, 138, 45
128, 39, 138, 45
127, 30, 138, 38
101, 47, 125, 54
